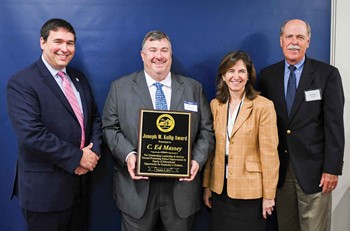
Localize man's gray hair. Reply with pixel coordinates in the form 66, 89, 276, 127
141, 30, 171, 50
280, 19, 312, 38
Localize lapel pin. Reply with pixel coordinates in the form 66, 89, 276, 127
75, 78, 79, 82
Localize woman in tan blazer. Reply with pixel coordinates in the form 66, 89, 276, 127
203, 50, 279, 231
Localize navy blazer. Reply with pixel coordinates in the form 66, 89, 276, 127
7, 58, 102, 212
259, 57, 345, 194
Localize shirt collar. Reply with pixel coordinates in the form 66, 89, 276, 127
284, 56, 305, 71
144, 71, 172, 88
41, 55, 67, 77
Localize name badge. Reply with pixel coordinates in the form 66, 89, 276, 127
305, 89, 322, 102
184, 101, 198, 112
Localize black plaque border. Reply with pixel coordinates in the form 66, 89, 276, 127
137, 109, 191, 178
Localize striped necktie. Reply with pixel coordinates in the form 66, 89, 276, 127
57, 71, 85, 148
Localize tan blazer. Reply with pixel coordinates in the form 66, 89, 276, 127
203, 95, 279, 199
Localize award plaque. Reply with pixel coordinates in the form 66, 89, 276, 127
137, 109, 191, 177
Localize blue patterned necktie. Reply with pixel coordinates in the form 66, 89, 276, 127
154, 82, 168, 110
286, 65, 297, 116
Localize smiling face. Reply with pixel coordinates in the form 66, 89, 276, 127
280, 19, 310, 65
40, 28, 75, 70
222, 59, 248, 96
141, 38, 172, 81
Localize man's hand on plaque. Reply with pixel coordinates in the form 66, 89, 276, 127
179, 160, 199, 182
126, 153, 149, 180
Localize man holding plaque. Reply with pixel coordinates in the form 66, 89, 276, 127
102, 30, 214, 230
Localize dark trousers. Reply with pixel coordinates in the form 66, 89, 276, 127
211, 185, 265, 231
22, 177, 88, 231
121, 178, 196, 231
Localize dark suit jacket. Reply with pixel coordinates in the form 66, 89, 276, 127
102, 71, 214, 218
7, 58, 102, 212
259, 56, 344, 194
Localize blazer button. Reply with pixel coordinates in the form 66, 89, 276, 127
284, 150, 288, 155
286, 130, 291, 134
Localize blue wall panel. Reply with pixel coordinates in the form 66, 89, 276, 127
0, 1, 331, 230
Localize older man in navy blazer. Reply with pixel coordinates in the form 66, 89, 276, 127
7, 18, 102, 231
259, 19, 345, 231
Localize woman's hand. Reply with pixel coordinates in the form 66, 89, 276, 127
203, 187, 212, 208
262, 198, 275, 219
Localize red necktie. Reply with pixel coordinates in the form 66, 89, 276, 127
57, 71, 85, 148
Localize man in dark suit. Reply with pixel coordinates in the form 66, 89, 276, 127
6, 18, 102, 231
259, 19, 345, 231
102, 30, 214, 231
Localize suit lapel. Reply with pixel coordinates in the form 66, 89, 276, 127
37, 60, 77, 119
230, 98, 253, 138
132, 72, 154, 109
217, 101, 229, 139
170, 74, 185, 110
273, 62, 290, 120
289, 57, 315, 121
67, 70, 88, 126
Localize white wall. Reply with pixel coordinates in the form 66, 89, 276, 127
331, 0, 350, 230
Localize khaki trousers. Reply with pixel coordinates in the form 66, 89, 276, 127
276, 162, 331, 231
